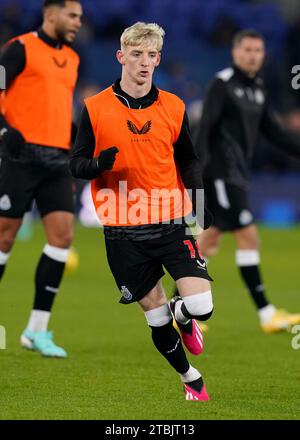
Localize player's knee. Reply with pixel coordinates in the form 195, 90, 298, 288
61, 233, 73, 249
49, 230, 73, 249
235, 227, 259, 250
241, 235, 259, 249
182, 290, 214, 321
0, 236, 16, 253
0, 221, 20, 252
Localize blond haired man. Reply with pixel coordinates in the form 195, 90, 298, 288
71, 22, 213, 401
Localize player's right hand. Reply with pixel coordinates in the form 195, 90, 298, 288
0, 126, 25, 159
97, 146, 119, 172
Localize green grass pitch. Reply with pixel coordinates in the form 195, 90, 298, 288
0, 223, 300, 420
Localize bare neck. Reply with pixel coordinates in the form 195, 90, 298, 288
235, 64, 257, 78
242, 69, 256, 79
120, 76, 152, 99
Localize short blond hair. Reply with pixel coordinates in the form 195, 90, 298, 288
120, 22, 165, 52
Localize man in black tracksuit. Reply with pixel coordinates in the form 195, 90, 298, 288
195, 29, 300, 333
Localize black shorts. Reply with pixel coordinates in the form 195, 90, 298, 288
105, 225, 212, 304
0, 158, 74, 218
205, 179, 254, 232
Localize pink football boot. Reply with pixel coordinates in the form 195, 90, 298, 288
169, 296, 204, 355
184, 383, 210, 401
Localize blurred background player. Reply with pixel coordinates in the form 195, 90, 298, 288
0, 0, 82, 356
194, 29, 300, 333
70, 22, 214, 401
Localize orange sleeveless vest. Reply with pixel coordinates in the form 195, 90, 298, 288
86, 86, 193, 226
1, 32, 79, 149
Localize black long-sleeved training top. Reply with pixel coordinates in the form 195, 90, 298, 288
194, 65, 300, 186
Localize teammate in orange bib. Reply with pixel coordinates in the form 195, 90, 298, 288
71, 22, 214, 401
0, 0, 82, 358
2, 31, 78, 149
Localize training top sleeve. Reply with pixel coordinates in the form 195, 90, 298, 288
193, 78, 227, 173
173, 111, 205, 215
260, 103, 300, 160
0, 40, 26, 87
69, 105, 99, 180
0, 40, 26, 130
174, 110, 204, 188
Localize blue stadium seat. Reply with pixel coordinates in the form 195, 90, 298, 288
261, 200, 298, 228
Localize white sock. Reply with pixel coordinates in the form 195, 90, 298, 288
236, 249, 260, 266
174, 299, 190, 325
180, 365, 201, 383
183, 291, 213, 315
144, 304, 172, 327
27, 310, 51, 332
258, 304, 276, 324
0, 250, 10, 265
43, 244, 69, 263
175, 291, 213, 324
